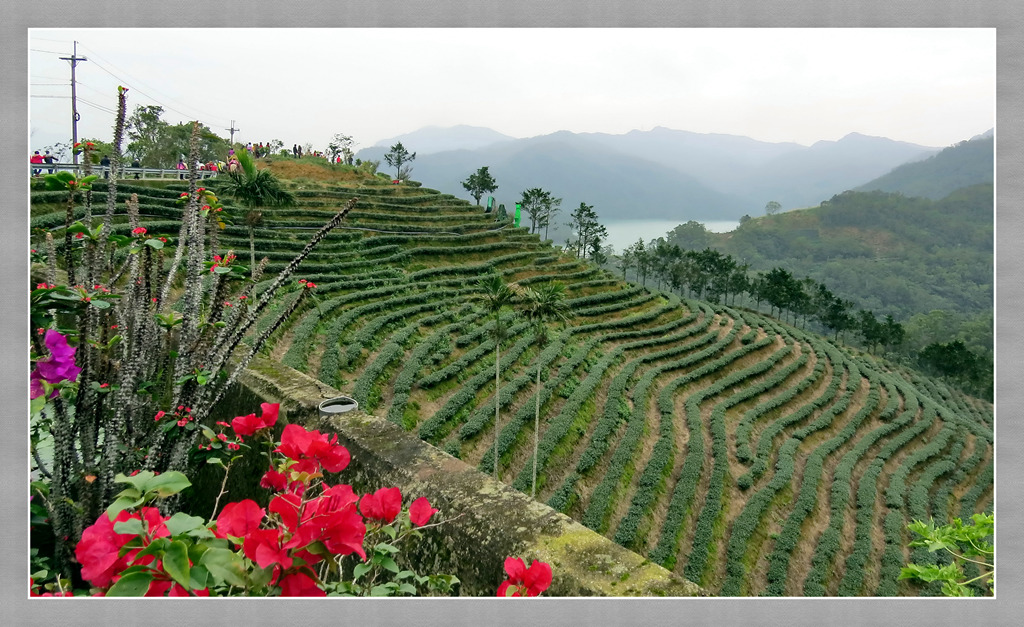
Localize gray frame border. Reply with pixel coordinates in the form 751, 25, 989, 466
4, 2, 1017, 625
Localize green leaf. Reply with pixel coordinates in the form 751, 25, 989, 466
370, 584, 395, 597
90, 299, 111, 310
395, 570, 415, 580
165, 512, 207, 537
248, 563, 276, 588
352, 562, 371, 581
214, 266, 232, 274
374, 542, 399, 555
189, 564, 210, 591
115, 471, 155, 493
163, 540, 191, 588
30, 395, 46, 416
113, 518, 146, 536
145, 239, 165, 250
397, 583, 417, 596
382, 525, 397, 540
379, 556, 399, 574
143, 471, 191, 497
105, 571, 154, 597
200, 548, 247, 588
132, 538, 170, 562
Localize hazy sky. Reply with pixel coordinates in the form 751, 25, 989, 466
29, 28, 994, 155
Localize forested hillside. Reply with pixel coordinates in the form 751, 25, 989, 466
713, 185, 992, 321
856, 133, 993, 199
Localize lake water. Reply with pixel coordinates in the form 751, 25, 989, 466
601, 219, 739, 254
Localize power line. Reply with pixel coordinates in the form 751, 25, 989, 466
77, 43, 231, 127
78, 98, 118, 115
31, 48, 67, 54
83, 56, 227, 127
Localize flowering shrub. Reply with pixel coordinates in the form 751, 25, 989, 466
497, 557, 552, 597
61, 404, 459, 597
30, 329, 81, 400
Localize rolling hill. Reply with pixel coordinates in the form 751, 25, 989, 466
32, 167, 993, 596
707, 184, 994, 322
855, 131, 994, 199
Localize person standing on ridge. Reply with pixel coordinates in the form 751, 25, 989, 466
30, 151, 44, 176
100, 154, 111, 178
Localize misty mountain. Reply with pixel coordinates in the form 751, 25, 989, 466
735, 132, 938, 210
854, 133, 994, 200
356, 126, 951, 223
360, 131, 748, 225
370, 125, 516, 155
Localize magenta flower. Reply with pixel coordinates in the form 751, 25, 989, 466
30, 330, 81, 399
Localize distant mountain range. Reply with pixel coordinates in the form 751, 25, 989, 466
356, 125, 993, 223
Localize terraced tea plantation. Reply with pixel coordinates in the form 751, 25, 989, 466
32, 178, 994, 596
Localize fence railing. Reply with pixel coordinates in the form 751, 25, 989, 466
29, 162, 220, 180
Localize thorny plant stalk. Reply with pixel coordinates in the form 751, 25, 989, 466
35, 89, 358, 575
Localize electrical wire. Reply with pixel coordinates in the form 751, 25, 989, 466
78, 98, 118, 115
77, 43, 231, 127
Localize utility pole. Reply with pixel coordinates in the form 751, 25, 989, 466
226, 120, 239, 145
59, 41, 87, 165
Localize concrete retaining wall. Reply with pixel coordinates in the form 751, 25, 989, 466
238, 356, 706, 597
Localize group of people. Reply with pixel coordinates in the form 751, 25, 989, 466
32, 139, 345, 179
29, 150, 56, 175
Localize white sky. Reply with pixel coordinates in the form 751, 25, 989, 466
29, 28, 995, 154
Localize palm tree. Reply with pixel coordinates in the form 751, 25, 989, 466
226, 149, 292, 279
517, 281, 571, 498
476, 273, 514, 480
226, 148, 295, 210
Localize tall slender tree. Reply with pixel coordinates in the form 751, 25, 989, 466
566, 202, 603, 259
477, 274, 514, 480
516, 282, 571, 498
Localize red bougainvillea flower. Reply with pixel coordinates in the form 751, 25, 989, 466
242, 527, 292, 571
409, 497, 439, 527
215, 499, 265, 540
359, 487, 402, 524
131, 227, 147, 235
303, 484, 365, 554
497, 557, 552, 597
260, 467, 288, 492
75, 507, 169, 589
231, 402, 280, 437
278, 571, 326, 597
275, 424, 350, 475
